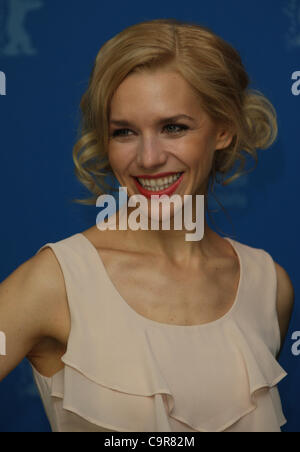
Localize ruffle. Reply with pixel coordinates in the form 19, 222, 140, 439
42, 317, 287, 432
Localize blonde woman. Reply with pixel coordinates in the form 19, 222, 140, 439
0, 18, 295, 432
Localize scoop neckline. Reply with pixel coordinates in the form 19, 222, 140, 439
78, 232, 243, 330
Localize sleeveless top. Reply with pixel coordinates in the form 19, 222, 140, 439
29, 232, 288, 432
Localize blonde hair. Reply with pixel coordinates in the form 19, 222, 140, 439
72, 18, 277, 206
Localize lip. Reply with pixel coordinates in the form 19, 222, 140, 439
133, 172, 184, 199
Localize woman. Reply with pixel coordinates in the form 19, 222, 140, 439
0, 18, 295, 432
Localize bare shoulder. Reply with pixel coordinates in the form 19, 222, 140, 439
19, 247, 69, 343
26, 246, 65, 297
274, 261, 295, 355
30, 246, 70, 342
1, 246, 66, 310
0, 246, 69, 380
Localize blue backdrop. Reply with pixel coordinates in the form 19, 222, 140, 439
0, 0, 299, 432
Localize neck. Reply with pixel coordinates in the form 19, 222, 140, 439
112, 194, 217, 266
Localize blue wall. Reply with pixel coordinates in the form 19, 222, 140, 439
0, 0, 299, 432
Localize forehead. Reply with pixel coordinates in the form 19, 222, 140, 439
109, 70, 204, 119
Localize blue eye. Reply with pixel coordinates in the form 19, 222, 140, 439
111, 123, 189, 138
111, 128, 132, 137
164, 124, 188, 134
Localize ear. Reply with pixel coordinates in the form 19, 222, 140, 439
215, 125, 235, 151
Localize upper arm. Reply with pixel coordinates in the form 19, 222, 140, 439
0, 247, 67, 382
275, 261, 295, 358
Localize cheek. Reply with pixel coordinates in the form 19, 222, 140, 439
186, 139, 214, 169
107, 145, 122, 171
185, 143, 216, 183
107, 146, 135, 178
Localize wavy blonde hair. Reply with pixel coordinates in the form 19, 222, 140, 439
72, 18, 277, 207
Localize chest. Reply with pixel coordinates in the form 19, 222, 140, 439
99, 249, 240, 326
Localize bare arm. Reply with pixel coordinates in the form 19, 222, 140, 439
0, 247, 67, 382
275, 261, 295, 359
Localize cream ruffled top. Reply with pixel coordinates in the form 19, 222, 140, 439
29, 232, 288, 432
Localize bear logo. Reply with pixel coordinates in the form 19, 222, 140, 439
283, 0, 300, 50
0, 0, 43, 56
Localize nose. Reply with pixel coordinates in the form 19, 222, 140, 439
136, 134, 167, 169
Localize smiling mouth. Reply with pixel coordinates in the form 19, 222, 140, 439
134, 172, 183, 191
132, 172, 184, 197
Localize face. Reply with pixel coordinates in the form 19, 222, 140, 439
108, 69, 232, 220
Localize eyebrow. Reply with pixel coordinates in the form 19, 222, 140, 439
109, 114, 196, 127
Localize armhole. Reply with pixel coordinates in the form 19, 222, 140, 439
35, 244, 68, 305
34, 244, 70, 340
262, 249, 282, 357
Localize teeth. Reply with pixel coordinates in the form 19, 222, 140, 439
137, 172, 182, 191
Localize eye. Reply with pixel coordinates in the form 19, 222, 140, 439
164, 123, 189, 134
110, 123, 189, 138
110, 128, 133, 138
